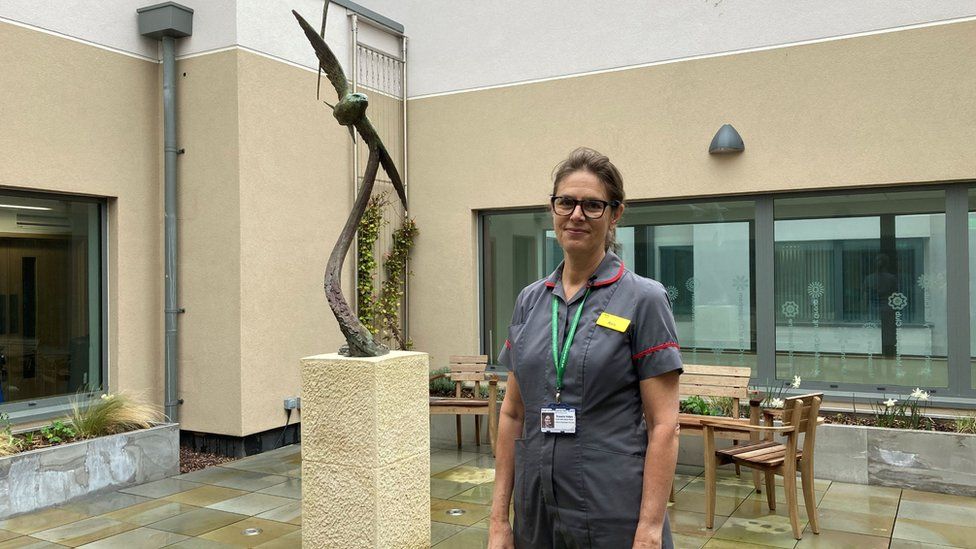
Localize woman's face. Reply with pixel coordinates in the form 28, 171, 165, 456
552, 170, 622, 259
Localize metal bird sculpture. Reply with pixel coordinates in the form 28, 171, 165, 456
293, 9, 408, 357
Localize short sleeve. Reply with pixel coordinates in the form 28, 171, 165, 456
497, 287, 528, 372
631, 280, 683, 380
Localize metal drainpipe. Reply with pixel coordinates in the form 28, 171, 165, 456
162, 35, 181, 423
137, 2, 194, 423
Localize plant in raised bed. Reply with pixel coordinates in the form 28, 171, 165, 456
956, 413, 976, 434
679, 395, 713, 415
872, 388, 933, 430
0, 413, 16, 456
40, 420, 76, 445
69, 390, 164, 438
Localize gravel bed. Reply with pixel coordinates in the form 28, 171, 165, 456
179, 446, 236, 474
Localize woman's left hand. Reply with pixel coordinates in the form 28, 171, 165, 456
632, 524, 662, 549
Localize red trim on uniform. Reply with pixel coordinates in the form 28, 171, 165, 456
544, 281, 556, 288
632, 341, 680, 360
591, 262, 625, 287
505, 339, 511, 349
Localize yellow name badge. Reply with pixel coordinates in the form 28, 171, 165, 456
596, 312, 631, 333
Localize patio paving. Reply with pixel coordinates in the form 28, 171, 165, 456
0, 441, 974, 547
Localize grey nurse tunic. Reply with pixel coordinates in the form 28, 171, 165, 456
498, 251, 683, 548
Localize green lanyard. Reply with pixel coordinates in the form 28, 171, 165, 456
551, 288, 589, 403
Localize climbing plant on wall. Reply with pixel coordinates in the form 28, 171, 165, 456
356, 193, 418, 349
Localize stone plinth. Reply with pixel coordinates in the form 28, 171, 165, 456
301, 351, 430, 549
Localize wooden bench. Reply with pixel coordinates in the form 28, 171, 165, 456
429, 355, 499, 455
675, 364, 762, 499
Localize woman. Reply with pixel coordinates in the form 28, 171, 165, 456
489, 147, 682, 549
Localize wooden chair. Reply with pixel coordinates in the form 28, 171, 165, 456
674, 364, 764, 501
701, 393, 823, 540
429, 355, 499, 455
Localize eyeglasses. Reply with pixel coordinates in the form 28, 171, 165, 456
550, 195, 621, 220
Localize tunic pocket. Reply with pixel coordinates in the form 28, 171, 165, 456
579, 444, 644, 522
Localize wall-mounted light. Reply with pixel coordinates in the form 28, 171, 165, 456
708, 124, 744, 154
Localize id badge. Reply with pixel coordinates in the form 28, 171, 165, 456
540, 405, 577, 434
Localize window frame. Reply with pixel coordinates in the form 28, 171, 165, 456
0, 190, 108, 423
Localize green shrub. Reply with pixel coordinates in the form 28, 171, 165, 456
429, 368, 455, 397
679, 395, 712, 415
41, 420, 76, 445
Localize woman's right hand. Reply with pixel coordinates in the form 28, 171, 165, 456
488, 519, 515, 549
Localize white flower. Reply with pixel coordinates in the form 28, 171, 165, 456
910, 388, 930, 401
791, 375, 801, 389
769, 398, 784, 408
884, 398, 897, 408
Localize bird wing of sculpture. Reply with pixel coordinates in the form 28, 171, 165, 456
293, 10, 348, 101
294, 10, 407, 210
354, 118, 408, 210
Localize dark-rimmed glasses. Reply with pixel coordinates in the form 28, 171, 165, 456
550, 195, 621, 220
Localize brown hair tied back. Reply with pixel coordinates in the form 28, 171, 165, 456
551, 147, 626, 252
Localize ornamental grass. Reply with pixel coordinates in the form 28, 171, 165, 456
0, 434, 16, 457
69, 390, 165, 439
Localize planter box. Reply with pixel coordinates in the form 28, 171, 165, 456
677, 423, 976, 497
0, 423, 179, 519
815, 423, 976, 497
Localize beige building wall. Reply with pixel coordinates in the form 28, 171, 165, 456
236, 50, 353, 436
175, 50, 244, 435
405, 21, 976, 367
0, 21, 163, 402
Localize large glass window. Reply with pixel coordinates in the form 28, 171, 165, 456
0, 193, 102, 405
481, 200, 756, 371
482, 210, 552, 364
622, 201, 756, 371
774, 191, 947, 388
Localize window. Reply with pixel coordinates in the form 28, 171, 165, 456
481, 199, 756, 372
621, 201, 756, 371
969, 188, 976, 390
482, 210, 552, 363
0, 193, 102, 406
774, 191, 947, 388
482, 186, 971, 399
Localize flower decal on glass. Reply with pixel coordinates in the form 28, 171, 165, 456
807, 281, 825, 300
917, 273, 931, 290
685, 277, 699, 293
732, 275, 749, 292
665, 285, 679, 304
888, 292, 908, 311
781, 301, 799, 319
